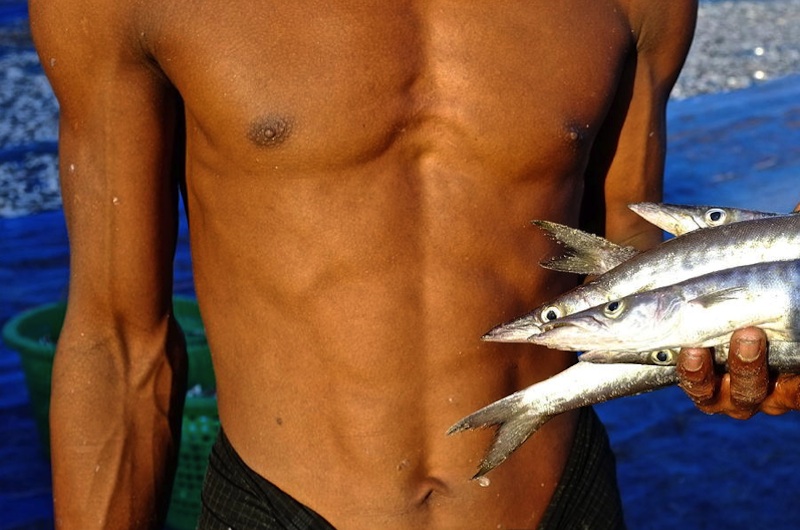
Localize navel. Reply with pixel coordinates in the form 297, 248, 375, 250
247, 114, 293, 148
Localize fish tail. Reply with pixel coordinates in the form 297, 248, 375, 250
447, 392, 551, 478
473, 411, 550, 478
532, 220, 638, 275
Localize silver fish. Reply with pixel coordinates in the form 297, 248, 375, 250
580, 341, 800, 372
628, 202, 783, 237
484, 215, 800, 343
447, 362, 678, 478
449, 341, 800, 478
529, 260, 800, 354
535, 203, 788, 277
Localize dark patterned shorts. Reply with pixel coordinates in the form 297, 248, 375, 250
537, 406, 626, 530
196, 429, 335, 530
197, 407, 624, 530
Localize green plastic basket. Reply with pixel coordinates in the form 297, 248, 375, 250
1, 296, 219, 530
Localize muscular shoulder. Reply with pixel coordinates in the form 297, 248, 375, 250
29, 0, 164, 98
615, 0, 698, 87
29, 0, 140, 51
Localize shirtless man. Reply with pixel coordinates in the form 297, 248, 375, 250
28, 1, 800, 528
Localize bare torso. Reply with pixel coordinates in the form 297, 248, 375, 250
18, 0, 688, 527
137, 2, 636, 528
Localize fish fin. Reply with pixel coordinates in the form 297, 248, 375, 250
447, 391, 550, 478
689, 287, 749, 308
531, 220, 639, 275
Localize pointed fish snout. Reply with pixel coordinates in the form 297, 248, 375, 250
482, 318, 543, 343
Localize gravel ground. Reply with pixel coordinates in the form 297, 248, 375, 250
1, 0, 800, 216
673, 0, 800, 98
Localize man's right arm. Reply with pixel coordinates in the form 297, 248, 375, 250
29, 2, 188, 527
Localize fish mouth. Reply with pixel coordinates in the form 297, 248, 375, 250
539, 316, 602, 334
524, 316, 608, 350
482, 315, 543, 343
628, 202, 702, 233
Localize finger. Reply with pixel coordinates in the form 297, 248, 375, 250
793, 202, 800, 213
727, 327, 768, 412
762, 374, 800, 415
677, 347, 717, 407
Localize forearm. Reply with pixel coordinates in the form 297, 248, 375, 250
50, 317, 187, 529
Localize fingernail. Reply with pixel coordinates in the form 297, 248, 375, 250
682, 353, 704, 372
735, 337, 762, 362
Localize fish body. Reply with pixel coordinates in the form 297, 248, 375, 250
450, 340, 800, 477
628, 202, 784, 236
484, 215, 800, 343
535, 203, 788, 277
579, 341, 799, 371
447, 362, 678, 478
528, 260, 800, 353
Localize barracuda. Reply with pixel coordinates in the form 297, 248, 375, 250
449, 339, 800, 478
535, 203, 787, 276
579, 341, 800, 371
447, 362, 678, 478
528, 260, 800, 353
483, 214, 800, 343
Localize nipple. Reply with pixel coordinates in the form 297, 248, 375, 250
248, 115, 293, 148
562, 122, 589, 150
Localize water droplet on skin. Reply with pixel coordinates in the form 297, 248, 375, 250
477, 476, 490, 487
112, 197, 120, 206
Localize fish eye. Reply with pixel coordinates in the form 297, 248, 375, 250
602, 300, 625, 318
650, 349, 676, 365
540, 305, 562, 322
704, 208, 727, 225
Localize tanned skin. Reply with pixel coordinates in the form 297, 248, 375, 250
28, 1, 798, 528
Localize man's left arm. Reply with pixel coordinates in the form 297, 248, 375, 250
585, 0, 800, 417
581, 1, 697, 252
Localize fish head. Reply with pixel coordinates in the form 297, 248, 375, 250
628, 202, 782, 236
482, 313, 543, 342
529, 288, 687, 352
482, 287, 599, 342
628, 202, 706, 236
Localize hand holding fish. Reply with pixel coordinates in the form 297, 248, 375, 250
453, 205, 800, 478
677, 327, 800, 420
678, 197, 800, 419
678, 327, 771, 419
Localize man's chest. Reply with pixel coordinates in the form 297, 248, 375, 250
145, 1, 633, 176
